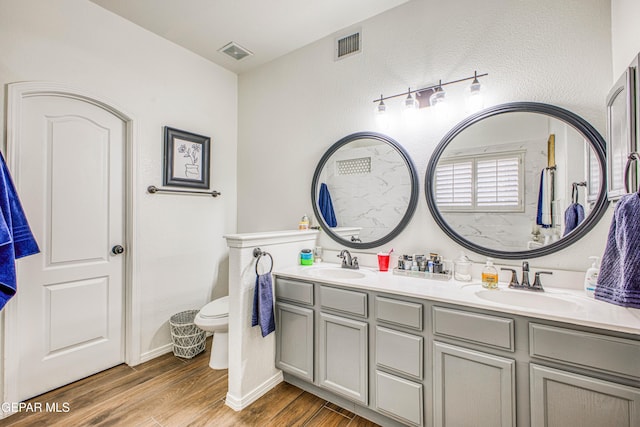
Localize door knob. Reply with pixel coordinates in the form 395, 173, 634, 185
111, 245, 125, 255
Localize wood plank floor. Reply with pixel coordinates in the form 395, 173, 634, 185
0, 338, 380, 426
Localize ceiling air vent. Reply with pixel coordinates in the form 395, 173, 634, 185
218, 41, 253, 61
334, 29, 361, 61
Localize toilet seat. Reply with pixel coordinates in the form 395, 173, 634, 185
199, 296, 229, 319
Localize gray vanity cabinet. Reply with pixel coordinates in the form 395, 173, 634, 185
433, 341, 516, 427
528, 322, 640, 427
319, 312, 369, 405
530, 364, 640, 427
275, 302, 314, 381
274, 274, 640, 427
374, 296, 424, 427
431, 306, 517, 427
274, 278, 315, 382
318, 285, 369, 405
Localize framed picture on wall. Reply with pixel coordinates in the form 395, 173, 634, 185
163, 126, 211, 189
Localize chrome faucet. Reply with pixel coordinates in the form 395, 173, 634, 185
338, 249, 359, 269
521, 261, 530, 287
501, 268, 520, 288
502, 261, 551, 292
531, 271, 553, 291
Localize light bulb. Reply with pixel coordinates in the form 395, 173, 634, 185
466, 75, 484, 112
404, 88, 417, 110
377, 95, 386, 115
430, 86, 446, 107
375, 95, 390, 129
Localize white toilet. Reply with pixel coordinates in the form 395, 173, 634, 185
194, 296, 229, 369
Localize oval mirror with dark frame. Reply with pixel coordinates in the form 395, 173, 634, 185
426, 102, 609, 260
311, 132, 419, 249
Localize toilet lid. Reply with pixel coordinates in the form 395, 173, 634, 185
200, 296, 229, 319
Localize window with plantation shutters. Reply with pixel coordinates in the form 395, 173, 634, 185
436, 152, 524, 212
587, 147, 600, 203
435, 161, 473, 207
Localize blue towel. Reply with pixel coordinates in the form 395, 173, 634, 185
251, 272, 275, 337
562, 203, 585, 236
318, 183, 337, 227
595, 193, 640, 308
536, 169, 552, 228
0, 153, 39, 310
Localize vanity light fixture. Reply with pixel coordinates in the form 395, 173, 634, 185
404, 88, 418, 110
376, 94, 386, 114
429, 81, 446, 107
373, 71, 488, 113
466, 71, 484, 111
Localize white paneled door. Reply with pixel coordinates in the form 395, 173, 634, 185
8, 87, 126, 401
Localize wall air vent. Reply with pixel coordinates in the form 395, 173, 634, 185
334, 29, 361, 61
218, 41, 253, 61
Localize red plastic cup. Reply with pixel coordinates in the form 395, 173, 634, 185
377, 253, 390, 272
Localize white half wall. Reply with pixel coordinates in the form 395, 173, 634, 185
224, 230, 319, 410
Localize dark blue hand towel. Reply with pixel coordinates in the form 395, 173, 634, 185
562, 203, 585, 236
595, 193, 640, 308
251, 272, 276, 337
318, 183, 337, 227
0, 152, 39, 310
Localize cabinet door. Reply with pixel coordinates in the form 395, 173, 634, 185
376, 370, 423, 427
606, 63, 637, 199
530, 364, 640, 427
275, 302, 314, 382
433, 342, 515, 427
319, 312, 368, 405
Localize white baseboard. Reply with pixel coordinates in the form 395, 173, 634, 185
135, 332, 213, 366
225, 371, 283, 411
137, 343, 173, 365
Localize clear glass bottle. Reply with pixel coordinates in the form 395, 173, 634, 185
454, 252, 472, 282
481, 258, 499, 289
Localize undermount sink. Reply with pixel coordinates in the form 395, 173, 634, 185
303, 267, 367, 280
474, 289, 581, 311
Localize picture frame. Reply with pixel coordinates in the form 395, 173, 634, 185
163, 126, 210, 189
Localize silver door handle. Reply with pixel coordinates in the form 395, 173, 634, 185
624, 152, 639, 193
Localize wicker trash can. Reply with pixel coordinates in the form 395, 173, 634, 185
170, 310, 206, 359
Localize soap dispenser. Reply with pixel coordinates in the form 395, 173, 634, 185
482, 258, 499, 289
298, 214, 310, 230
584, 256, 600, 297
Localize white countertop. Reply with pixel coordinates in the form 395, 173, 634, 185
274, 263, 640, 336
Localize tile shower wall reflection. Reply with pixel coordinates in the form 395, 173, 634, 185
324, 144, 411, 241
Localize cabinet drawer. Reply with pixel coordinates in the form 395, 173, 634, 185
376, 296, 423, 330
320, 285, 367, 317
376, 370, 423, 427
275, 278, 314, 305
432, 306, 514, 351
529, 323, 640, 379
376, 327, 423, 380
